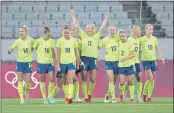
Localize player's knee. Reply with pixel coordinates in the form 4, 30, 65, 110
128, 81, 133, 85
120, 83, 124, 86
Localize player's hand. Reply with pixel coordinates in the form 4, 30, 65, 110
80, 61, 84, 66
120, 57, 128, 63
70, 10, 75, 15
8, 48, 13, 54
56, 65, 61, 72
105, 12, 110, 19
161, 59, 165, 65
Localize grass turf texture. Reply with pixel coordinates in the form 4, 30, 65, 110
2, 98, 173, 113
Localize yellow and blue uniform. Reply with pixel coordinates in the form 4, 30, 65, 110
79, 29, 102, 70
33, 37, 55, 74
118, 39, 135, 75
139, 35, 158, 71
10, 36, 34, 73
99, 34, 119, 74
56, 37, 78, 74
128, 36, 142, 74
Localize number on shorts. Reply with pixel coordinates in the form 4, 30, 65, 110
45, 48, 49, 53
65, 48, 70, 53
148, 45, 153, 50
23, 48, 28, 53
121, 50, 124, 56
111, 46, 116, 51
134, 47, 138, 52
88, 41, 92, 46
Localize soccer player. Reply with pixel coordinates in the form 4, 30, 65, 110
71, 10, 110, 103
125, 25, 144, 102
8, 25, 34, 104
118, 29, 136, 103
33, 26, 56, 104
99, 25, 119, 103
140, 24, 165, 102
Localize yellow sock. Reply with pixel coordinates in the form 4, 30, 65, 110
73, 81, 79, 99
124, 82, 129, 95
88, 82, 95, 95
82, 82, 88, 99
68, 84, 74, 99
18, 81, 24, 101
25, 83, 31, 96
63, 84, 69, 98
50, 86, 59, 98
48, 82, 54, 96
109, 82, 116, 99
143, 80, 150, 95
119, 84, 125, 95
40, 82, 46, 99
129, 85, 134, 99
106, 89, 111, 97
148, 80, 155, 98
137, 82, 142, 97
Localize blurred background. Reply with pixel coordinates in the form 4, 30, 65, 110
1, 0, 173, 98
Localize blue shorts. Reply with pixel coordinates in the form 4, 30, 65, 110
16, 61, 32, 73
105, 61, 119, 74
81, 56, 97, 71
37, 63, 54, 74
60, 63, 76, 73
119, 65, 135, 76
142, 61, 158, 71
135, 63, 142, 74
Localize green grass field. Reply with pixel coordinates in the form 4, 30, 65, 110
2, 98, 173, 113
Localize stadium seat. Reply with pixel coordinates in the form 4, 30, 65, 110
98, 4, 111, 12
85, 5, 97, 12
2, 13, 13, 20
46, 5, 59, 12
20, 5, 32, 13
2, 27, 13, 38
59, 4, 71, 12
89, 12, 103, 19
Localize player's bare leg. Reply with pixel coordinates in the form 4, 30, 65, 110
17, 72, 24, 104
73, 75, 82, 103
136, 72, 143, 102
119, 75, 126, 102
128, 75, 135, 103
88, 70, 97, 103
48, 71, 54, 97
81, 70, 89, 103
67, 70, 75, 104
40, 74, 48, 104
23, 73, 31, 103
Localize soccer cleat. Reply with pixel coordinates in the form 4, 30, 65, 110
44, 99, 49, 104
68, 98, 73, 104
146, 98, 152, 102
143, 95, 147, 102
137, 97, 144, 102
75, 98, 83, 103
112, 99, 117, 103
130, 99, 135, 103
120, 94, 124, 102
104, 95, 109, 103
20, 100, 25, 104
88, 95, 92, 103
47, 97, 55, 104
84, 99, 89, 103
24, 94, 30, 103
65, 98, 69, 104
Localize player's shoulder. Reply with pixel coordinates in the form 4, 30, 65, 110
152, 35, 158, 40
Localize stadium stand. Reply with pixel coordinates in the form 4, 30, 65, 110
1, 1, 173, 39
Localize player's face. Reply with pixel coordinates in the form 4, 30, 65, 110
44, 32, 52, 40
70, 30, 76, 37
134, 28, 141, 37
119, 32, 127, 41
108, 26, 116, 35
85, 24, 94, 35
63, 29, 70, 38
146, 26, 153, 35
19, 28, 27, 38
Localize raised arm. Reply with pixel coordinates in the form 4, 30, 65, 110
98, 12, 110, 33
71, 10, 81, 30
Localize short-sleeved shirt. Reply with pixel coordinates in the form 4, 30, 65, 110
79, 29, 102, 58
56, 37, 78, 64
99, 35, 119, 61
139, 35, 158, 61
10, 36, 34, 62
128, 36, 140, 63
33, 37, 55, 64
119, 39, 135, 67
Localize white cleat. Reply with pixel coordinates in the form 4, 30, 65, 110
137, 97, 144, 102
104, 95, 109, 103
75, 98, 83, 103
112, 99, 117, 103
25, 94, 30, 103
20, 100, 25, 104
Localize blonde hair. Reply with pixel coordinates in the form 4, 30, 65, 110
20, 25, 29, 31
108, 24, 115, 29
70, 26, 77, 32
145, 24, 153, 30
118, 29, 126, 35
129, 25, 140, 31
87, 24, 96, 33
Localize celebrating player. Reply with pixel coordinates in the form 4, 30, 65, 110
8, 25, 34, 104
99, 25, 119, 103
118, 29, 136, 103
140, 24, 165, 102
33, 26, 56, 104
71, 10, 110, 103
